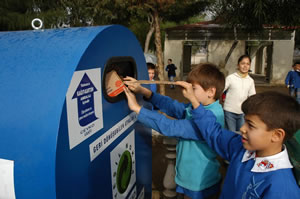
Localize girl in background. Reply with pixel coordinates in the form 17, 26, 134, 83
223, 55, 256, 132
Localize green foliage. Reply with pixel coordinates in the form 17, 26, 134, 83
213, 0, 300, 31
123, 0, 213, 50
163, 0, 211, 22
0, 0, 33, 30
0, 0, 212, 51
128, 18, 151, 48
0, 0, 66, 30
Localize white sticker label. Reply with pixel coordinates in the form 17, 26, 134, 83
0, 158, 16, 199
110, 131, 136, 199
128, 186, 137, 199
137, 187, 145, 199
89, 112, 137, 161
66, 68, 103, 149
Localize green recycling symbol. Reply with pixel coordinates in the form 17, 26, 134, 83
116, 150, 132, 193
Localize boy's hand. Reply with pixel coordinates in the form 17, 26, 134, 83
123, 76, 144, 93
123, 76, 152, 99
123, 86, 142, 114
176, 81, 200, 109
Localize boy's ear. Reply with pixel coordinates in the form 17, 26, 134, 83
271, 128, 285, 143
207, 87, 216, 98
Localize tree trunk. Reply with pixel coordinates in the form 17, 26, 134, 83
144, 25, 154, 53
153, 10, 165, 95
224, 40, 239, 66
144, 14, 155, 53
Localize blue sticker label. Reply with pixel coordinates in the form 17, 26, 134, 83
72, 73, 98, 126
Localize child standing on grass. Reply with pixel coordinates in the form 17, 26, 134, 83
223, 54, 256, 132
176, 82, 300, 198
124, 63, 225, 199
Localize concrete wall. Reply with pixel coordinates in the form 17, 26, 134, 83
164, 39, 246, 79
208, 40, 245, 76
164, 38, 295, 84
272, 40, 295, 84
164, 39, 183, 80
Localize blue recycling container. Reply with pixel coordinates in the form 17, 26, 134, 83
0, 25, 152, 199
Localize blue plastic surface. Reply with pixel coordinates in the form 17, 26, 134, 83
0, 25, 152, 199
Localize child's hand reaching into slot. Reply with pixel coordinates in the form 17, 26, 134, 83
123, 76, 143, 93
123, 86, 142, 114
123, 76, 153, 99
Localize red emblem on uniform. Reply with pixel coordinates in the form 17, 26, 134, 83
257, 160, 274, 169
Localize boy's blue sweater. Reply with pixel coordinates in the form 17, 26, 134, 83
285, 70, 295, 87
292, 70, 300, 88
191, 104, 300, 198
285, 70, 300, 88
138, 93, 224, 191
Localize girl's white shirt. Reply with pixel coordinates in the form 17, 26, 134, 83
223, 72, 256, 114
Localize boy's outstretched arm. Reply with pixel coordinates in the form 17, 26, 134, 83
123, 85, 203, 140
124, 77, 188, 118
176, 81, 238, 161
191, 103, 238, 161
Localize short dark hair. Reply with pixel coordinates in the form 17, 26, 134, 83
168, 59, 172, 62
187, 63, 225, 100
293, 61, 300, 67
147, 63, 155, 70
238, 54, 251, 64
242, 91, 300, 140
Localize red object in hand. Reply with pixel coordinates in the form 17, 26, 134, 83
222, 93, 226, 102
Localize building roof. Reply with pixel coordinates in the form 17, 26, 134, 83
166, 21, 223, 31
165, 21, 295, 41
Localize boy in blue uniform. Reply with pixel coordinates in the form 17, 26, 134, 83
124, 63, 225, 199
285, 62, 297, 97
147, 63, 157, 93
177, 81, 300, 198
293, 63, 300, 104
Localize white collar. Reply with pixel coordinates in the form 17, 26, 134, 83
234, 72, 249, 78
241, 145, 293, 172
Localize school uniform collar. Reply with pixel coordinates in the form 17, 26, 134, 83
241, 145, 293, 172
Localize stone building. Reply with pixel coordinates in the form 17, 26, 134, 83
164, 21, 296, 84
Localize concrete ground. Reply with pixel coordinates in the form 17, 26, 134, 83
151, 83, 289, 198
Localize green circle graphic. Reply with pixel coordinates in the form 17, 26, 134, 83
116, 150, 132, 193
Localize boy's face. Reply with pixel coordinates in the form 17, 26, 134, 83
192, 83, 213, 105
148, 69, 155, 80
240, 114, 275, 157
238, 57, 251, 74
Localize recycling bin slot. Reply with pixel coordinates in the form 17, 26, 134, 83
103, 56, 137, 103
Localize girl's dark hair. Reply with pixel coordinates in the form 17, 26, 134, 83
238, 54, 251, 64
242, 91, 300, 140
187, 63, 225, 100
